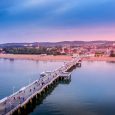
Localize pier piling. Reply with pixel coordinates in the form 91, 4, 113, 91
0, 57, 81, 115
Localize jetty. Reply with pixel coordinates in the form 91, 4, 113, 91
0, 57, 81, 115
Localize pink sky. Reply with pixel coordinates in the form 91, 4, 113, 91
0, 25, 115, 43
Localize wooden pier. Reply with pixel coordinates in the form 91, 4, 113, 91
0, 58, 81, 115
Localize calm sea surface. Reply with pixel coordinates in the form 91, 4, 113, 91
0, 59, 115, 115
0, 59, 64, 99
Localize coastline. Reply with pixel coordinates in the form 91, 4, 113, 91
83, 57, 115, 62
0, 54, 115, 62
0, 54, 72, 61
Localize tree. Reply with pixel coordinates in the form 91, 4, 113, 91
110, 50, 115, 57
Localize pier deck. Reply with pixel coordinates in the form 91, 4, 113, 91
0, 57, 81, 115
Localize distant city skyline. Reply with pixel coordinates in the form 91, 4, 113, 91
0, 0, 115, 43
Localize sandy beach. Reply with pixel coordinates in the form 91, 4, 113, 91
0, 54, 115, 62
0, 54, 72, 61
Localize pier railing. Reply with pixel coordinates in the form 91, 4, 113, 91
0, 57, 81, 115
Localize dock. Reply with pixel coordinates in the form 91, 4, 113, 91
0, 57, 82, 115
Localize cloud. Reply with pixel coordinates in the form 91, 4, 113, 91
6, 0, 62, 14
0, 0, 115, 29
1, 0, 115, 43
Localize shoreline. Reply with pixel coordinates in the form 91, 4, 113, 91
0, 54, 72, 61
83, 57, 115, 62
0, 54, 115, 62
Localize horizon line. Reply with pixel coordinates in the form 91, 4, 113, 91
0, 40, 115, 44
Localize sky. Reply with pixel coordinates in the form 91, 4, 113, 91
0, 0, 115, 43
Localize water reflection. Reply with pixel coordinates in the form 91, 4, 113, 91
13, 80, 71, 115
0, 60, 115, 115
0, 59, 64, 99
30, 61, 115, 115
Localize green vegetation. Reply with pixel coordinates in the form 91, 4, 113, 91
3, 47, 62, 55
110, 50, 115, 57
95, 52, 104, 57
